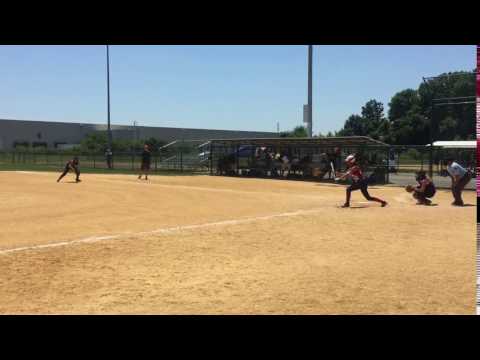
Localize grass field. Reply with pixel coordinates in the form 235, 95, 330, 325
0, 171, 476, 314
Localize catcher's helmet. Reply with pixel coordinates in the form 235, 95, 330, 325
415, 171, 426, 182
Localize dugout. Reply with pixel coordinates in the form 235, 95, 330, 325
207, 136, 390, 184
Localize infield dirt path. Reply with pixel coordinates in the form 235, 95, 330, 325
0, 172, 476, 314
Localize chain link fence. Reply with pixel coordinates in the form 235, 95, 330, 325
0, 142, 475, 190
207, 140, 476, 190
0, 140, 209, 173
387, 145, 476, 190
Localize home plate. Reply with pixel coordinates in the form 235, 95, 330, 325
394, 194, 413, 204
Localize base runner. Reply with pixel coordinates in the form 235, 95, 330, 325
336, 154, 387, 208
57, 157, 81, 183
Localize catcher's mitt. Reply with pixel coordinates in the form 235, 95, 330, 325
405, 185, 414, 193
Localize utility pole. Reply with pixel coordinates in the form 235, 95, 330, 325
422, 76, 433, 178
106, 45, 112, 151
307, 45, 313, 138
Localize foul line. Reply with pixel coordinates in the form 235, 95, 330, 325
93, 177, 334, 199
0, 208, 325, 256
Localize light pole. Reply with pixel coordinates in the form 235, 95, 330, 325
106, 45, 112, 151
307, 45, 313, 138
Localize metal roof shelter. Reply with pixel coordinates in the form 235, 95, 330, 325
209, 136, 389, 148
207, 136, 392, 183
429, 141, 476, 149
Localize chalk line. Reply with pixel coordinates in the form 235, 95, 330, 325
0, 208, 325, 256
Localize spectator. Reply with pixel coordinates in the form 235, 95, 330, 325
105, 148, 113, 169
327, 147, 342, 179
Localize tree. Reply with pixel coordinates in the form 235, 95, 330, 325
336, 114, 366, 136
80, 132, 108, 152
417, 71, 476, 142
387, 89, 428, 145
360, 99, 389, 140
79, 132, 167, 153
388, 89, 419, 120
291, 126, 308, 137
280, 126, 309, 138
335, 70, 475, 144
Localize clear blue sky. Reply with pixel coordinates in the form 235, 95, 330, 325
0, 45, 475, 135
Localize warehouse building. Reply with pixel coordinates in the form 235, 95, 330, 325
0, 118, 278, 150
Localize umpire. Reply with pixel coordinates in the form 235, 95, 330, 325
445, 158, 472, 206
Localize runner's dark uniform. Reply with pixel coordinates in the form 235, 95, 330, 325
141, 149, 151, 171
138, 146, 152, 180
57, 158, 81, 182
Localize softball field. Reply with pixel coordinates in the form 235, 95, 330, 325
0, 171, 476, 314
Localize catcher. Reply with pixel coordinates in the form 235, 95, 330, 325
405, 170, 436, 205
57, 157, 81, 183
335, 154, 387, 208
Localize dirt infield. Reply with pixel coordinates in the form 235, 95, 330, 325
0, 171, 476, 314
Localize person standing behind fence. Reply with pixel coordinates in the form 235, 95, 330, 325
138, 144, 151, 180
105, 148, 113, 169
327, 147, 341, 179
445, 158, 471, 206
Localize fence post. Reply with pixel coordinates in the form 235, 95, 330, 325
386, 147, 389, 184
428, 105, 434, 179
397, 148, 400, 171
180, 148, 183, 172
236, 145, 239, 175
209, 142, 213, 175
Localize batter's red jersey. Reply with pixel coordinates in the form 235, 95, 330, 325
347, 165, 363, 182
